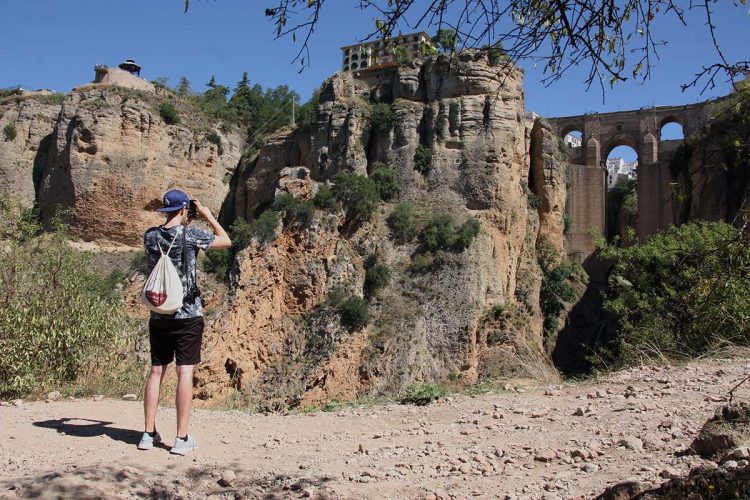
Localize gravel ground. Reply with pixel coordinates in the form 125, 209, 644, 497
1, 356, 749, 499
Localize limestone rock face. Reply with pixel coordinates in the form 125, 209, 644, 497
199, 51, 570, 406
0, 94, 61, 207
36, 88, 242, 245
194, 212, 362, 407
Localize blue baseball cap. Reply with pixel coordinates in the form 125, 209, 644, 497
157, 189, 190, 212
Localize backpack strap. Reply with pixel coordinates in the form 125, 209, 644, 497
158, 231, 180, 256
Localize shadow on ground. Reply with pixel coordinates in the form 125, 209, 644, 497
0, 464, 336, 499
33, 418, 141, 446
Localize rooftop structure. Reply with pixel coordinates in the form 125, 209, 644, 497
118, 58, 142, 76
341, 32, 436, 73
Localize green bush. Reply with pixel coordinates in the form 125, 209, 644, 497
414, 145, 432, 175
455, 218, 481, 250
3, 123, 17, 141
202, 248, 230, 281
399, 382, 447, 406
408, 250, 446, 273
249, 211, 280, 245
537, 237, 577, 337
420, 215, 480, 252
205, 131, 224, 156
0, 199, 137, 398
488, 41, 507, 65
369, 103, 394, 136
331, 172, 380, 226
272, 194, 315, 227
339, 296, 370, 331
563, 213, 573, 234
387, 202, 417, 244
158, 102, 180, 125
370, 163, 399, 201
595, 221, 750, 367
313, 184, 340, 212
527, 191, 541, 209
35, 93, 65, 106
364, 254, 391, 295
421, 214, 457, 251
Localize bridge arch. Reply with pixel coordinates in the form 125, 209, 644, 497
659, 116, 684, 140
658, 114, 684, 129
603, 134, 638, 161
560, 122, 585, 139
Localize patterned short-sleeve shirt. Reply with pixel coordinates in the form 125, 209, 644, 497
143, 225, 215, 319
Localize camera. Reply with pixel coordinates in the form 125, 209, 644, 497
188, 200, 197, 218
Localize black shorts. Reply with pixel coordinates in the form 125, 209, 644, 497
149, 317, 204, 366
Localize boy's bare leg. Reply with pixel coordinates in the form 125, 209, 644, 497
175, 364, 195, 437
144, 365, 167, 432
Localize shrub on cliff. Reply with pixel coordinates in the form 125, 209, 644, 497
368, 103, 394, 136
331, 172, 379, 226
536, 237, 579, 339
594, 221, 750, 367
340, 296, 370, 331
313, 184, 340, 212
371, 163, 400, 201
421, 214, 481, 252
205, 131, 224, 155
364, 254, 391, 296
387, 202, 417, 244
158, 102, 180, 125
0, 199, 138, 398
3, 123, 17, 141
273, 194, 315, 227
414, 145, 432, 175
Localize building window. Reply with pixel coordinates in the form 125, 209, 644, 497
351, 53, 359, 60
345, 49, 350, 55
344, 57, 349, 64
351, 62, 358, 69
361, 61, 368, 68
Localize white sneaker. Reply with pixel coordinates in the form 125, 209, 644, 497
137, 431, 163, 450
170, 435, 198, 455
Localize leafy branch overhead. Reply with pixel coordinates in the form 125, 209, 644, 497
206, 0, 750, 93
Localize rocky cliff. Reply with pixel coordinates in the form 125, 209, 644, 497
1, 86, 243, 245
0, 53, 575, 408
0, 93, 62, 207
196, 51, 573, 407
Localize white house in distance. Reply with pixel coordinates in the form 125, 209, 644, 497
606, 157, 638, 189
563, 133, 582, 148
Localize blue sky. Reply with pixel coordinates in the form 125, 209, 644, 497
1, 1, 747, 161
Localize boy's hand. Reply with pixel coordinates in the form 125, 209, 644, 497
193, 200, 213, 220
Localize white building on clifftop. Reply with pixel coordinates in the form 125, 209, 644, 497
341, 32, 436, 72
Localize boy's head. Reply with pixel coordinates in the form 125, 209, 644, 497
157, 189, 189, 223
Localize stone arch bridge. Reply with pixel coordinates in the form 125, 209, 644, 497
547, 100, 717, 276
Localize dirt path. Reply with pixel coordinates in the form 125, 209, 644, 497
1, 356, 749, 499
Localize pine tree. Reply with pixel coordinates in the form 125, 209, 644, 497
177, 76, 191, 96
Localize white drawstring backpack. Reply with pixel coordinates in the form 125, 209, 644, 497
142, 231, 184, 314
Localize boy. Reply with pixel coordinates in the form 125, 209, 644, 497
139, 189, 231, 454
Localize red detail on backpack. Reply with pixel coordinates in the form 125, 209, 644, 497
146, 291, 167, 307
